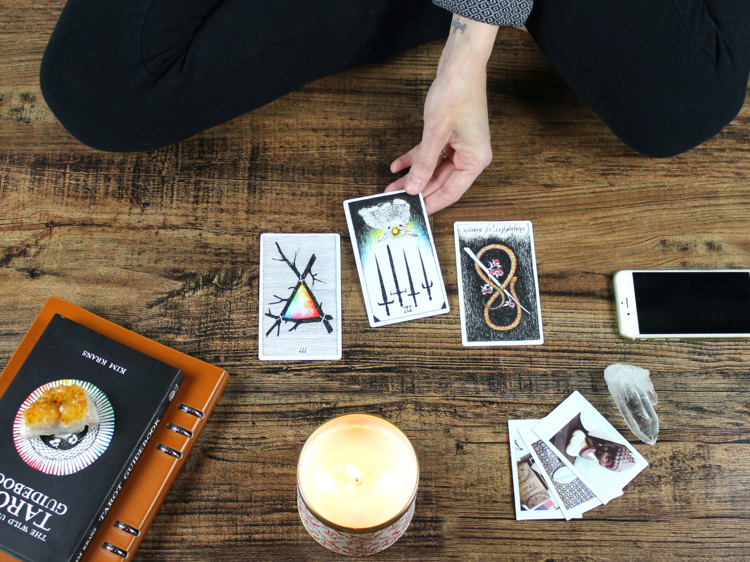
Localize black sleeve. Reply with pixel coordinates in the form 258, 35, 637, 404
432, 0, 533, 27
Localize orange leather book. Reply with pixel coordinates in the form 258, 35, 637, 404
0, 298, 228, 562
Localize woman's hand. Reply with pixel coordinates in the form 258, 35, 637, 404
385, 16, 498, 215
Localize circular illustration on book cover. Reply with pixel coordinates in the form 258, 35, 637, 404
13, 379, 115, 476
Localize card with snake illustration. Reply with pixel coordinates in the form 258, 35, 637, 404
344, 191, 449, 327
454, 221, 543, 346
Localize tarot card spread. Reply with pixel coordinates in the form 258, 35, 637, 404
344, 192, 449, 327
454, 221, 543, 346
258, 233, 342, 361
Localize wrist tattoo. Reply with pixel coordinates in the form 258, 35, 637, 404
451, 17, 467, 35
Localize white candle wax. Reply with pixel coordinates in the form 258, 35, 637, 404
298, 414, 419, 530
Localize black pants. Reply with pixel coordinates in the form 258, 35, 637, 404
40, 0, 750, 157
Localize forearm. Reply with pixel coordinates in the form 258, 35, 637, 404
384, 14, 499, 214
437, 15, 499, 76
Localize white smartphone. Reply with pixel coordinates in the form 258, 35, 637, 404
614, 270, 750, 340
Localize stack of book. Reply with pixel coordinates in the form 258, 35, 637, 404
0, 298, 228, 562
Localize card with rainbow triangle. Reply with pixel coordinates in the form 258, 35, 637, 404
258, 233, 342, 360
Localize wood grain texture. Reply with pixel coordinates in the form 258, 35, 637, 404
2, 1, 750, 560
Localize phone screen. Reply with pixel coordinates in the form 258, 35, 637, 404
633, 271, 750, 334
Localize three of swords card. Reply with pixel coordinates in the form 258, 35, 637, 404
258, 233, 342, 360
344, 191, 449, 327
454, 221, 544, 346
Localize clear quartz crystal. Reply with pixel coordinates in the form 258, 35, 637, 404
603, 363, 659, 445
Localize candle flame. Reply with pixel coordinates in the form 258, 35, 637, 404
345, 464, 362, 481
338, 464, 364, 495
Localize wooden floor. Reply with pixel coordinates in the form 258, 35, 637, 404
3, 2, 750, 561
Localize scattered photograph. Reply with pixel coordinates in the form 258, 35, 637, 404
509, 420, 565, 520
518, 422, 601, 520
532, 391, 648, 504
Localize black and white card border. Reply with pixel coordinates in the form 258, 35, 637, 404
454, 220, 544, 346
258, 233, 342, 361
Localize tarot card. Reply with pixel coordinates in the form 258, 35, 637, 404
532, 391, 649, 504
344, 191, 449, 327
454, 221, 543, 346
518, 421, 602, 520
258, 233, 342, 360
508, 420, 565, 520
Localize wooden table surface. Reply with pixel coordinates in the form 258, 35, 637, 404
2, 2, 750, 560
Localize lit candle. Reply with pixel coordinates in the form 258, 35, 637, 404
297, 414, 419, 556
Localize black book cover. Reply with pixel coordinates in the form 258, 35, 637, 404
0, 314, 183, 562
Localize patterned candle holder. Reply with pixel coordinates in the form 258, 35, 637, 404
297, 414, 419, 556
